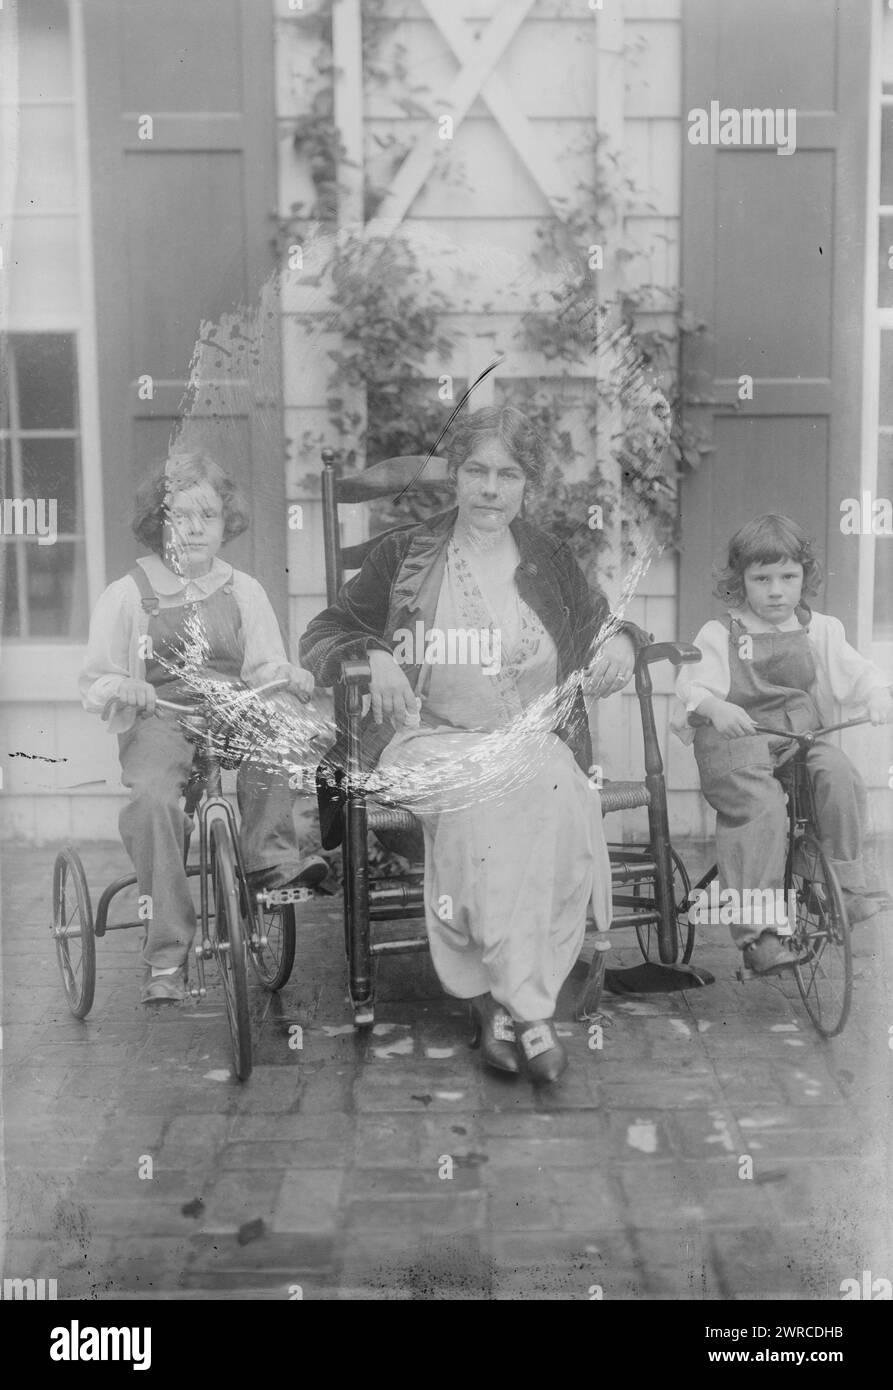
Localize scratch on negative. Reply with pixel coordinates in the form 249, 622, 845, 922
8, 751, 69, 764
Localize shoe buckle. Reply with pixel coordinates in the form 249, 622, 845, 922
520, 1023, 554, 1060
492, 1011, 516, 1044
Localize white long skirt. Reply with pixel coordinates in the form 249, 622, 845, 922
377, 727, 613, 1021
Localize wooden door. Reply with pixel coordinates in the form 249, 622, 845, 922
82, 0, 286, 620
679, 0, 872, 636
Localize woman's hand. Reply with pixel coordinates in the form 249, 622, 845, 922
701, 696, 756, 739
273, 663, 314, 704
583, 633, 637, 700
368, 649, 419, 727
868, 687, 893, 726
104, 678, 157, 718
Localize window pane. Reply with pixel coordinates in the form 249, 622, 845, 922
1, 538, 87, 639
21, 437, 80, 533
874, 435, 893, 640
6, 219, 80, 323
880, 333, 893, 428
11, 105, 76, 212
16, 0, 72, 103
885, 10, 893, 94
1, 538, 23, 636
880, 216, 893, 308
873, 540, 893, 638
12, 334, 77, 429
882, 108, 893, 206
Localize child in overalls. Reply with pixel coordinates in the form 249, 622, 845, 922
673, 515, 892, 974
79, 450, 325, 1005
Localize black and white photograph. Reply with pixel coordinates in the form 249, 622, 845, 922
1, 0, 892, 1327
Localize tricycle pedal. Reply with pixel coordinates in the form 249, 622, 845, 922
256, 886, 315, 907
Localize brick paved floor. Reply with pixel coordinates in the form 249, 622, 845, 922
2, 840, 891, 1300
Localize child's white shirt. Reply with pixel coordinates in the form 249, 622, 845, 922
672, 608, 891, 745
79, 554, 290, 734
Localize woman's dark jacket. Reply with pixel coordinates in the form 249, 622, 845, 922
300, 507, 651, 794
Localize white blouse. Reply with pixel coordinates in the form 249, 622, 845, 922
672, 608, 891, 744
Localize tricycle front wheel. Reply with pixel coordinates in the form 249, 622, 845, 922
788, 835, 852, 1038
209, 820, 253, 1080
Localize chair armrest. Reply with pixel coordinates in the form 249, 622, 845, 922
638, 642, 702, 668
340, 658, 372, 687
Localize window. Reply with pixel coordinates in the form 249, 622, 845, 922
872, 2, 893, 638
1, 0, 96, 640
1, 334, 88, 637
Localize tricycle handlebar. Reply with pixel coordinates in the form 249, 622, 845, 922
751, 716, 874, 744
155, 676, 292, 716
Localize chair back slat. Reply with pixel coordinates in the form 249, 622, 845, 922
322, 452, 452, 602
334, 454, 449, 502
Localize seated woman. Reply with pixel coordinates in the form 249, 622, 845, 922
300, 406, 648, 1083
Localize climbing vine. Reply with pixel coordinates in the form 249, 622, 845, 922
280, 4, 709, 573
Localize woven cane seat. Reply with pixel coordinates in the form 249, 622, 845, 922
598, 780, 651, 814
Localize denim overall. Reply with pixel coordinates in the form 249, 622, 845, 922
118, 565, 302, 971
692, 608, 868, 950
143, 578, 243, 700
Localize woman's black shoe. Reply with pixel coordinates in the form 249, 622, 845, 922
470, 994, 520, 1075
515, 1019, 568, 1085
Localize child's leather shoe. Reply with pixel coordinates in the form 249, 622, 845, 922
247, 857, 328, 895
742, 931, 805, 975
844, 889, 893, 925
141, 964, 187, 1006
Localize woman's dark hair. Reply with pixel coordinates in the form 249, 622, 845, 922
713, 514, 823, 606
446, 405, 547, 490
131, 450, 250, 555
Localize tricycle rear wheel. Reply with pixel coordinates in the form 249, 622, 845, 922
52, 848, 96, 1018
249, 900, 296, 992
635, 847, 695, 965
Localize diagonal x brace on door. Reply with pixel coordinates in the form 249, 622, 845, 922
365, 0, 564, 237
420, 0, 569, 223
